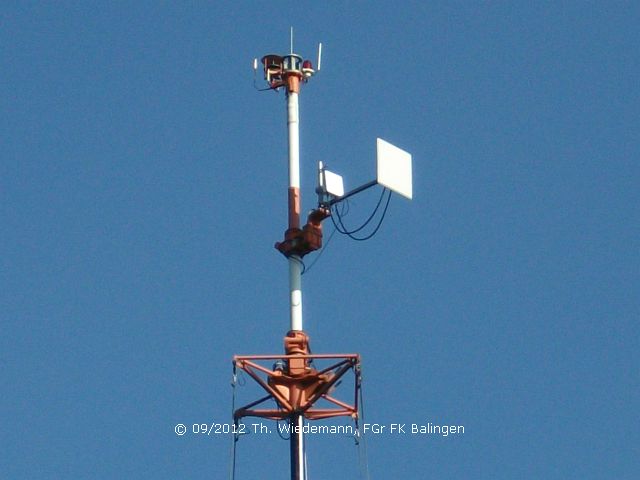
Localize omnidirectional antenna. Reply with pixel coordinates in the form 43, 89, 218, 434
317, 43, 322, 71
290, 26, 294, 54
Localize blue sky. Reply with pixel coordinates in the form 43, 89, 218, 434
2, 2, 638, 478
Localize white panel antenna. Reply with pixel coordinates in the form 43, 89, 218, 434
376, 138, 413, 199
323, 169, 344, 197
317, 161, 345, 203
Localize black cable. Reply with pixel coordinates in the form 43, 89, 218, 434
334, 205, 352, 235
272, 395, 290, 440
276, 417, 291, 440
356, 369, 371, 480
302, 224, 337, 275
340, 197, 351, 217
334, 189, 392, 241
333, 188, 386, 235
236, 370, 246, 387
290, 255, 306, 275
332, 199, 358, 235
345, 190, 385, 234
229, 367, 238, 480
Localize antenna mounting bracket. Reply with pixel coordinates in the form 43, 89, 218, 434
275, 207, 331, 258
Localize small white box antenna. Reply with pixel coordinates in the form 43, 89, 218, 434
323, 169, 344, 197
376, 138, 413, 199
317, 161, 345, 206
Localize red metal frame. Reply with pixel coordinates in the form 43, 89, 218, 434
233, 333, 360, 422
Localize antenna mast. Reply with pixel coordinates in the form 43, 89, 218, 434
234, 33, 412, 480
285, 27, 305, 479
239, 38, 347, 480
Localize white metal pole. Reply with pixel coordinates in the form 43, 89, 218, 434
289, 258, 303, 331
286, 85, 305, 480
287, 91, 303, 332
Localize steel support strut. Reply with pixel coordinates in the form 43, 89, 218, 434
233, 334, 361, 480
233, 336, 360, 421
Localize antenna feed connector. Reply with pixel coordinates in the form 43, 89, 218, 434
275, 207, 331, 258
